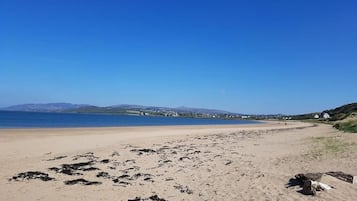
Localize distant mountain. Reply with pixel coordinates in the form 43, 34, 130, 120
2, 103, 90, 112
108, 104, 233, 114
2, 103, 236, 116
110, 104, 150, 110
173, 106, 232, 114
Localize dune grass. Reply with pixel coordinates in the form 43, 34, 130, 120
307, 136, 357, 159
334, 119, 357, 133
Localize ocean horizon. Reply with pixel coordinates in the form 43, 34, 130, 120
0, 111, 260, 128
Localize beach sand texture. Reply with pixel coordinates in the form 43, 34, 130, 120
1, 121, 356, 201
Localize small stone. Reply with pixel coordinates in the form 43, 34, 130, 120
100, 159, 110, 163
111, 151, 120, 157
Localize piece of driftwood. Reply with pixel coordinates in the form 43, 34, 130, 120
289, 173, 333, 196
312, 181, 332, 191
326, 171, 354, 183
301, 180, 332, 196
295, 173, 323, 183
297, 171, 355, 184
302, 180, 317, 196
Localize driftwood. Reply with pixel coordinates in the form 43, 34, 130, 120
288, 171, 357, 196
295, 173, 323, 183
300, 178, 332, 196
302, 180, 317, 196
326, 171, 354, 183
312, 181, 332, 191
297, 171, 355, 184
289, 173, 333, 196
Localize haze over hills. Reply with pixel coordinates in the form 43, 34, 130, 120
1, 103, 90, 112
109, 105, 233, 115
1, 103, 236, 116
2, 102, 356, 124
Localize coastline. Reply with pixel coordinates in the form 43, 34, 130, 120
1, 121, 356, 201
0, 120, 265, 133
0, 110, 261, 129
0, 121, 277, 158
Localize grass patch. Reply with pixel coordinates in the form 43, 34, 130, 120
307, 136, 357, 159
311, 137, 348, 153
334, 119, 357, 133
323, 138, 347, 152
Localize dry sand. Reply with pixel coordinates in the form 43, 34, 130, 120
0, 121, 356, 200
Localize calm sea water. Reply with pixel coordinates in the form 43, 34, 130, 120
0, 111, 259, 128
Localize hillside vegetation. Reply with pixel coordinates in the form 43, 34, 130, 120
324, 103, 357, 121
293, 103, 357, 133
326, 103, 357, 133
333, 113, 357, 133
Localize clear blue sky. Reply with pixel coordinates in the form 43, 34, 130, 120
1, 0, 356, 114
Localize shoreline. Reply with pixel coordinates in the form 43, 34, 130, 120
0, 119, 264, 129
0, 121, 312, 157
0, 121, 312, 140
0, 110, 261, 129
0, 120, 264, 132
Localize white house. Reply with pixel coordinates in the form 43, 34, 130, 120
314, 114, 320, 119
322, 113, 330, 119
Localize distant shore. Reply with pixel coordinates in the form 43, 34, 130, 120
0, 110, 260, 129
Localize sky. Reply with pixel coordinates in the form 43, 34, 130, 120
0, 0, 356, 114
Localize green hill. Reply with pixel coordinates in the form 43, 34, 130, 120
323, 103, 357, 121
293, 103, 357, 133
333, 112, 357, 133
293, 103, 357, 121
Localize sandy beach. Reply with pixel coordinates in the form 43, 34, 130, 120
1, 121, 356, 201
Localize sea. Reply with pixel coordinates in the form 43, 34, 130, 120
0, 111, 260, 128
